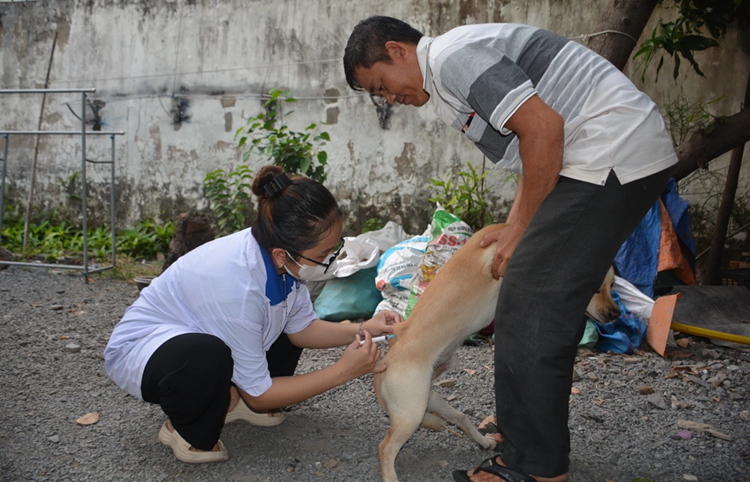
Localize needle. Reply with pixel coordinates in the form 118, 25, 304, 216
359, 334, 397, 345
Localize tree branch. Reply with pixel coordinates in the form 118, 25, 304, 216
672, 109, 750, 181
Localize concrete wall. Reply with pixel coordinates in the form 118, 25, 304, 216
1, 0, 748, 236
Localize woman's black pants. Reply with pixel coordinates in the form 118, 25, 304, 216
140, 332, 302, 450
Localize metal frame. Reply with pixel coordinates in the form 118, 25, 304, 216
0, 88, 125, 281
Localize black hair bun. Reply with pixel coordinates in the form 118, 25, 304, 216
252, 165, 285, 199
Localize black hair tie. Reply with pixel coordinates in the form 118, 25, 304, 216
263, 173, 292, 198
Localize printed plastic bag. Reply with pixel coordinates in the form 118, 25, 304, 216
373, 235, 429, 316
404, 208, 474, 318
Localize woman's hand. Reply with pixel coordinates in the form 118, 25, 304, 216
336, 331, 386, 379
361, 310, 403, 337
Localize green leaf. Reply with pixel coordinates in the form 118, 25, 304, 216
300, 158, 311, 175
320, 132, 330, 141
317, 151, 328, 165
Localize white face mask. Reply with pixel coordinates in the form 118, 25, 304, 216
285, 250, 339, 281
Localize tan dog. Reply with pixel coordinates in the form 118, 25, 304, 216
374, 224, 620, 482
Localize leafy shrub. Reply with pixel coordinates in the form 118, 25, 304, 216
429, 162, 494, 232
203, 164, 254, 236
236, 87, 330, 184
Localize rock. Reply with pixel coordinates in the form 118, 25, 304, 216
729, 392, 745, 401
702, 349, 721, 359
638, 385, 654, 395
48, 435, 60, 443
586, 372, 598, 382
672, 400, 691, 410
572, 369, 581, 382
65, 343, 81, 353
683, 475, 698, 481
740, 410, 750, 422
322, 459, 338, 469
646, 393, 669, 410
676, 338, 689, 348
439, 460, 449, 469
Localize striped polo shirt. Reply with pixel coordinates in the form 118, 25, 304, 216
417, 24, 677, 185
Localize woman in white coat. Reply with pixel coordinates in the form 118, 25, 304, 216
104, 165, 400, 463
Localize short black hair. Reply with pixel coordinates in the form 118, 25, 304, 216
344, 16, 424, 91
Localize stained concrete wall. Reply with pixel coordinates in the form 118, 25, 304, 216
1, 0, 748, 235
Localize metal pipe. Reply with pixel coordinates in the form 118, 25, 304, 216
0, 260, 114, 272
81, 92, 89, 283
0, 135, 8, 238
110, 135, 117, 268
0, 130, 124, 136
0, 88, 96, 94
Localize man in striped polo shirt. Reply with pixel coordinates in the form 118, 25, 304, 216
345, 16, 675, 482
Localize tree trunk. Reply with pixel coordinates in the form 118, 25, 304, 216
161, 212, 215, 273
587, 0, 750, 182
703, 70, 750, 285
587, 0, 659, 71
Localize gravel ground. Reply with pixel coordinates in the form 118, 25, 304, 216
1, 266, 749, 482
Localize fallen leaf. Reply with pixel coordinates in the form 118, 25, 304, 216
60, 336, 70, 340
571, 387, 581, 394
76, 412, 99, 426
665, 350, 694, 359
483, 365, 491, 370
463, 369, 476, 376
676, 338, 689, 348
677, 419, 716, 432
713, 396, 721, 402
592, 399, 604, 406
322, 458, 338, 469
638, 385, 655, 395
706, 429, 732, 441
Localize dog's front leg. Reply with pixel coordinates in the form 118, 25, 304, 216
427, 390, 497, 450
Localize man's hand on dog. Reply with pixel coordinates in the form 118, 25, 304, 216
480, 223, 526, 280
339, 331, 387, 378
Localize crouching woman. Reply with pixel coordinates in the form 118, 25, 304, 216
104, 165, 400, 463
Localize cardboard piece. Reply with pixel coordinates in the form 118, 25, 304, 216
647, 294, 681, 357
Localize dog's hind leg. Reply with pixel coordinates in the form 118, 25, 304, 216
426, 390, 497, 450
378, 373, 431, 482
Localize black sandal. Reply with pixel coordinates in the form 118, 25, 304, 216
452, 456, 537, 482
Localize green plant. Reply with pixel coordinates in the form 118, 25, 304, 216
633, 0, 749, 82
429, 162, 494, 232
362, 217, 385, 233
662, 93, 722, 145
116, 219, 174, 259
236, 87, 330, 184
203, 164, 254, 236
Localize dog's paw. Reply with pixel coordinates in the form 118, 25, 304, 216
481, 434, 498, 450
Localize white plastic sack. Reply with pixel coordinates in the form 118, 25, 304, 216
334, 237, 380, 278
332, 221, 410, 278
358, 221, 409, 254
613, 275, 655, 320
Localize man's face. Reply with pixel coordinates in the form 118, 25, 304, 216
353, 44, 430, 107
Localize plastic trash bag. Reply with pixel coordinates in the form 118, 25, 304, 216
313, 267, 382, 321
613, 275, 655, 320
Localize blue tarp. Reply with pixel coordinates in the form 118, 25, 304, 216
592, 292, 648, 354
614, 178, 696, 298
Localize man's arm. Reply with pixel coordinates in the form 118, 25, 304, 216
481, 95, 564, 279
